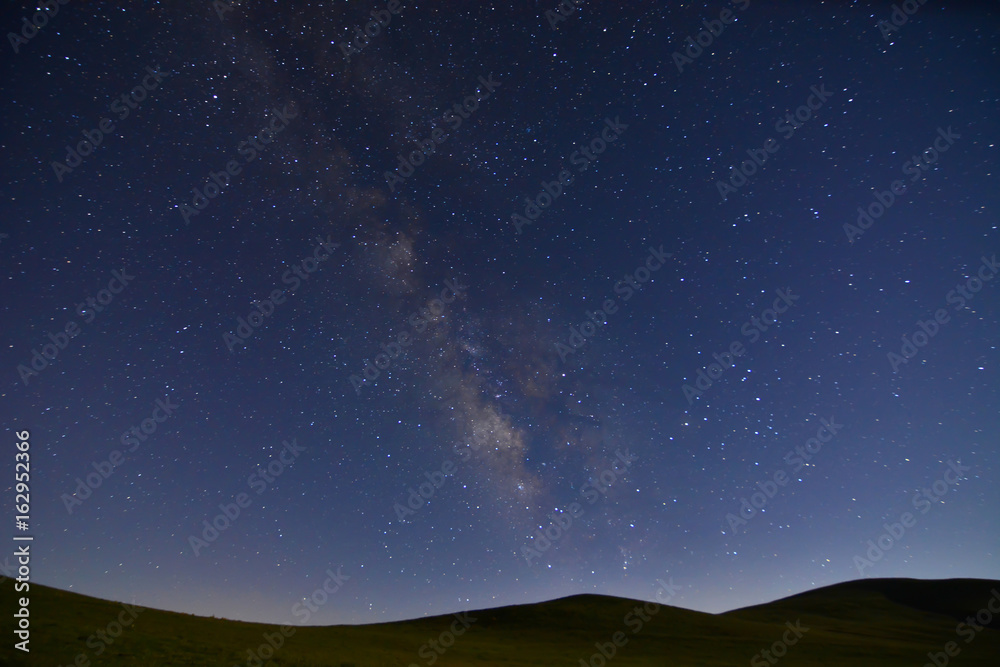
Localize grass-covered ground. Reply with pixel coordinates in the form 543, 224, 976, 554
2, 577, 998, 665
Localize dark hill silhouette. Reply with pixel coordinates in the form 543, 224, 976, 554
727, 577, 1000, 628
3, 577, 998, 665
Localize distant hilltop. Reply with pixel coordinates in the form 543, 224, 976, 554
2, 576, 999, 666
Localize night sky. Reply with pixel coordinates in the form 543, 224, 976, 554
1, 0, 998, 627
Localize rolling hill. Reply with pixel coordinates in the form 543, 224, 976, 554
2, 577, 998, 665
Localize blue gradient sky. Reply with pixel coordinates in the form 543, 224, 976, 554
1, 0, 997, 626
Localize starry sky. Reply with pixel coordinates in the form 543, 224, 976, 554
1, 0, 998, 626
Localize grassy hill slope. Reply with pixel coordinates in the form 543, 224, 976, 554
2, 577, 998, 665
